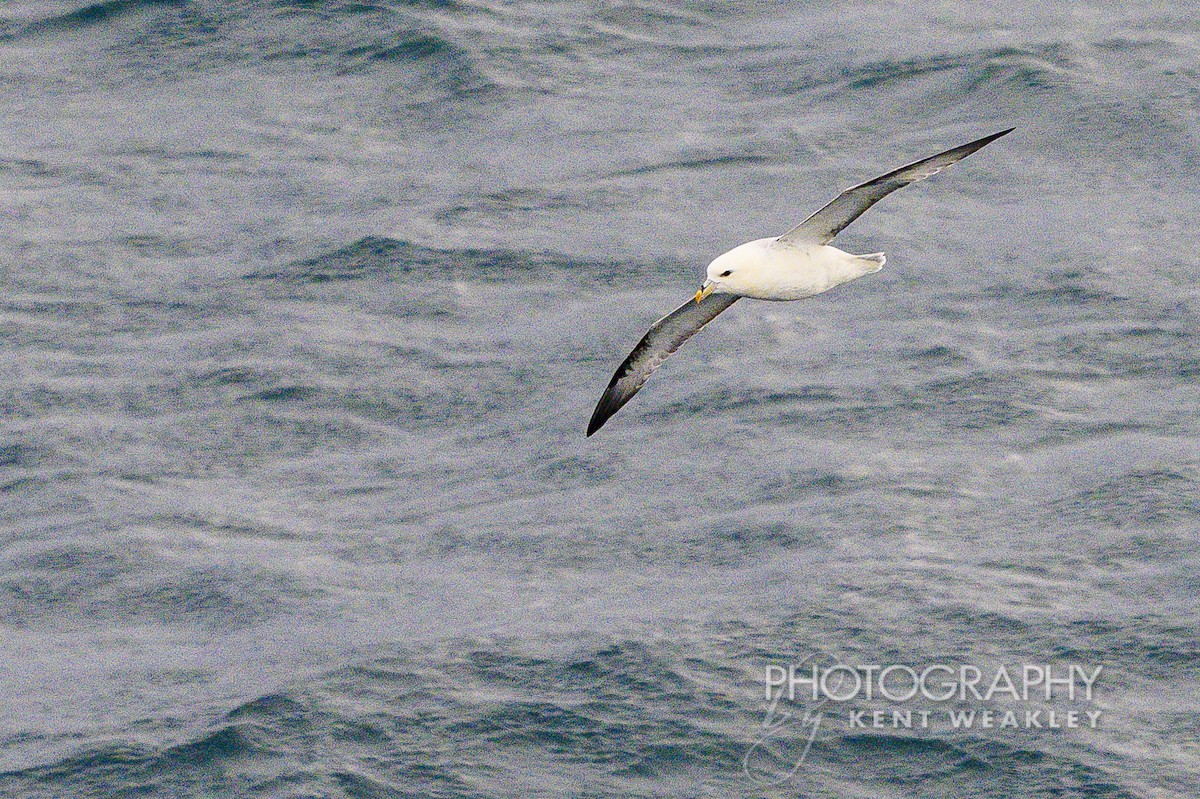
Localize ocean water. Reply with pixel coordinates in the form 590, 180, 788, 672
1, 1, 1199, 797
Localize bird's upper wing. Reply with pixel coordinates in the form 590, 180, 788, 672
587, 292, 739, 436
777, 128, 1013, 246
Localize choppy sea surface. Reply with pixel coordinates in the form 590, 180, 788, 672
2, 1, 1199, 797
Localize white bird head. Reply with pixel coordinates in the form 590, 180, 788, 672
695, 239, 774, 302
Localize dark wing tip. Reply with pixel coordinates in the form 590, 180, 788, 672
977, 126, 1016, 146
933, 126, 1016, 164
585, 405, 606, 437
586, 376, 625, 436
960, 127, 1015, 155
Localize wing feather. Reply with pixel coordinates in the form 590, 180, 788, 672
778, 128, 1013, 245
587, 293, 739, 436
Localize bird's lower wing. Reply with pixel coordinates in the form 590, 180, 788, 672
587, 293, 739, 436
777, 128, 1013, 246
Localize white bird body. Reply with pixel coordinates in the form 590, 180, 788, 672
705, 238, 885, 301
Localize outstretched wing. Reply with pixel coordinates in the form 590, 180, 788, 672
778, 128, 1013, 245
587, 293, 739, 436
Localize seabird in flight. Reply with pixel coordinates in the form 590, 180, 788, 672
586, 128, 1013, 436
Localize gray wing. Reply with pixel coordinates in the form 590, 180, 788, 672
778, 128, 1013, 245
587, 293, 739, 436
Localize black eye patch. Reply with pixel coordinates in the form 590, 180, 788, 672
719, 270, 732, 277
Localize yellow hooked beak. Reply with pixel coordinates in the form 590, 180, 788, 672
695, 281, 716, 304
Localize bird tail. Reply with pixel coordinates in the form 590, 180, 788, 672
857, 252, 886, 273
